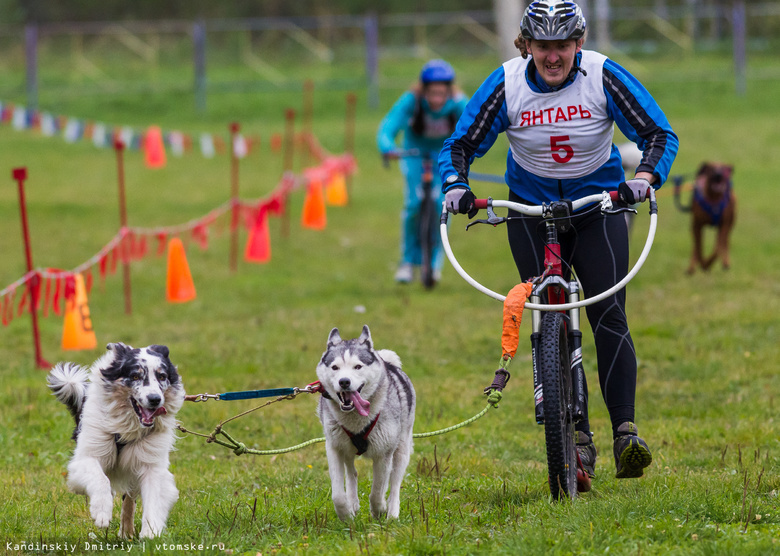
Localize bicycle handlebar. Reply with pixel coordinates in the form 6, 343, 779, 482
472, 191, 622, 216
440, 189, 658, 309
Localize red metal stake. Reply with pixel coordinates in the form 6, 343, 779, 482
114, 139, 132, 314
13, 167, 50, 369
229, 122, 240, 272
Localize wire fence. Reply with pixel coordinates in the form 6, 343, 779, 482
0, 5, 779, 111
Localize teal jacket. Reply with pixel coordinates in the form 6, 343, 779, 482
377, 90, 469, 155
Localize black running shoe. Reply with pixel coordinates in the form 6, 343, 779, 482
576, 431, 597, 478
576, 430, 597, 492
613, 422, 653, 479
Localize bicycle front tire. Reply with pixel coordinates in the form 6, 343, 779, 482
419, 191, 437, 289
540, 311, 578, 500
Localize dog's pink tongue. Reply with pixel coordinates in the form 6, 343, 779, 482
140, 406, 167, 423
350, 392, 370, 417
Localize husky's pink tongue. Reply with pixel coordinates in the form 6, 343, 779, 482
349, 391, 370, 417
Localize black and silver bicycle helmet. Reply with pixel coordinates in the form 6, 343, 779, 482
521, 1, 587, 41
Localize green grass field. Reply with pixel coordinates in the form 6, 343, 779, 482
1, 51, 779, 555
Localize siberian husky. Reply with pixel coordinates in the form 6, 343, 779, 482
47, 343, 184, 538
316, 325, 416, 520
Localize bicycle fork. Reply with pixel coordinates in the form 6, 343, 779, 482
530, 217, 586, 425
529, 289, 586, 426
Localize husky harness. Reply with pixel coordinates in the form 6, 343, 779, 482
342, 413, 380, 456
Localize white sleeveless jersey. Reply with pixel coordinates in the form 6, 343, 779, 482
503, 50, 613, 179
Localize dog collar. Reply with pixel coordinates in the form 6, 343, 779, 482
341, 413, 380, 456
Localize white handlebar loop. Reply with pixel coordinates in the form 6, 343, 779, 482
440, 190, 658, 310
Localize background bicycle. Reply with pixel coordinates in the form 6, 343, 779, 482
383, 148, 443, 289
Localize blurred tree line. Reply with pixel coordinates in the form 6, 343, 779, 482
1, 0, 747, 24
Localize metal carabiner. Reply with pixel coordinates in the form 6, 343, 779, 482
187, 393, 220, 402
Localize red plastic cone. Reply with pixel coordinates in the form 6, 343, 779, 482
244, 208, 271, 263
144, 125, 167, 169
301, 170, 327, 230
62, 274, 98, 350
166, 238, 196, 303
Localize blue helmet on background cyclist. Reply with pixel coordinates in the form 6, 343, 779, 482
419, 59, 456, 84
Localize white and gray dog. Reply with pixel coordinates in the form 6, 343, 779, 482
47, 342, 184, 538
316, 325, 416, 521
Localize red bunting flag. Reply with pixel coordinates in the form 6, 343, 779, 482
99, 253, 109, 281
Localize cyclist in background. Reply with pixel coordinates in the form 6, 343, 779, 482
377, 59, 469, 284
439, 1, 678, 484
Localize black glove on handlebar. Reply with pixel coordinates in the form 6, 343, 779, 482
445, 186, 478, 218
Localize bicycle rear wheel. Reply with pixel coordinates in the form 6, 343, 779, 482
540, 311, 578, 500
418, 189, 436, 289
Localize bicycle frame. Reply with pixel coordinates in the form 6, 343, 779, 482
527, 202, 587, 425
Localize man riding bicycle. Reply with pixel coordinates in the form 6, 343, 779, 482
439, 1, 678, 483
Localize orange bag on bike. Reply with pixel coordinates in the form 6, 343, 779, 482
502, 283, 533, 360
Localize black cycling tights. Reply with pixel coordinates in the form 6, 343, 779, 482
506, 191, 636, 439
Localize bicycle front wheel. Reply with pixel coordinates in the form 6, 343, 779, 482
540, 311, 578, 500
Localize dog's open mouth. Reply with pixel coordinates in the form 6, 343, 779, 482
131, 398, 167, 427
337, 387, 370, 417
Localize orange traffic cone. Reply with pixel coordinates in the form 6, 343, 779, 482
166, 237, 196, 303
245, 208, 271, 263
301, 170, 327, 230
62, 274, 98, 351
326, 171, 349, 206
324, 157, 348, 206
144, 125, 167, 169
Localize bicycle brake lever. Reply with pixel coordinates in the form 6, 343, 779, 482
465, 204, 506, 230
603, 206, 638, 216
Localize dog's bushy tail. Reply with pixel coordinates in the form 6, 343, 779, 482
48, 363, 89, 425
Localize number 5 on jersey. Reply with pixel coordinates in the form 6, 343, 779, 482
550, 135, 574, 163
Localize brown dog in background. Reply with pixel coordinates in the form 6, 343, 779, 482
674, 162, 736, 274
